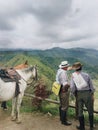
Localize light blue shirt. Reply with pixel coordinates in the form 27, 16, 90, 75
56, 68, 69, 86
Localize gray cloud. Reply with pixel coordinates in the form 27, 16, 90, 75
0, 0, 98, 50
0, 38, 12, 48
0, 20, 13, 30
31, 0, 72, 23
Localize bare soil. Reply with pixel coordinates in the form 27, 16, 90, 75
0, 108, 97, 130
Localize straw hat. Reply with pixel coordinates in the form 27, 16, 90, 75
72, 62, 83, 70
59, 61, 70, 68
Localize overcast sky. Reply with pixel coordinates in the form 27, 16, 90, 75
0, 0, 98, 50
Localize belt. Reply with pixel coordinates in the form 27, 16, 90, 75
77, 90, 90, 93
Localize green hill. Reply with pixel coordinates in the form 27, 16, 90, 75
0, 47, 98, 82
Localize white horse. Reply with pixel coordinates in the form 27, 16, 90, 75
0, 65, 37, 123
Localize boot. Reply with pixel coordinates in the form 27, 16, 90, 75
59, 106, 62, 121
1, 101, 7, 110
77, 116, 85, 130
61, 110, 72, 125
76, 125, 80, 129
89, 115, 94, 130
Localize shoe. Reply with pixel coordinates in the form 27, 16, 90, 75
90, 127, 94, 130
3, 107, 8, 111
76, 125, 80, 129
76, 125, 85, 130
62, 121, 72, 126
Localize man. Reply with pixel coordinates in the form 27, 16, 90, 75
70, 62, 95, 130
56, 61, 72, 126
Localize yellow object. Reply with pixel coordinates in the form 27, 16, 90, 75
52, 82, 61, 96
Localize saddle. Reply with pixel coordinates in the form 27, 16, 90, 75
0, 68, 21, 97
0, 68, 21, 82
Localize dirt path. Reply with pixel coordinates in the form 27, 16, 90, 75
0, 109, 97, 130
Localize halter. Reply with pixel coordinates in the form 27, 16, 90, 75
19, 65, 38, 84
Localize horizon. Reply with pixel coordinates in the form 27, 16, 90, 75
0, 47, 98, 51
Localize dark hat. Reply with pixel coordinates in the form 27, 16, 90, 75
72, 62, 83, 70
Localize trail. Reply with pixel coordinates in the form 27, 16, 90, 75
0, 109, 97, 130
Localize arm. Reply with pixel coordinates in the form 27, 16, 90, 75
88, 75, 95, 93
60, 71, 69, 86
59, 70, 70, 92
70, 76, 77, 96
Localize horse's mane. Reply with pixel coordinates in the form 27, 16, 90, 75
22, 66, 35, 73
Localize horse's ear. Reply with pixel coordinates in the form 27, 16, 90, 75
24, 60, 28, 65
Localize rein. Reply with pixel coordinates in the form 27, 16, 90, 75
20, 75, 35, 85
20, 74, 27, 83
16, 66, 37, 85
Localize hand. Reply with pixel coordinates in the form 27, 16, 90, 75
63, 84, 70, 92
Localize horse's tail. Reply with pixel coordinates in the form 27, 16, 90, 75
15, 82, 20, 97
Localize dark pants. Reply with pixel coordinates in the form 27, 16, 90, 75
59, 91, 69, 111
77, 91, 93, 117
59, 91, 71, 125
77, 90, 94, 130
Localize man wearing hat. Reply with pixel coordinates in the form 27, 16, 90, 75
56, 61, 72, 126
70, 62, 95, 130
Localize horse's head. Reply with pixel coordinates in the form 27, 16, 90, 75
30, 65, 38, 81
15, 64, 38, 84
24, 64, 38, 81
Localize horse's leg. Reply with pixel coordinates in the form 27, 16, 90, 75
11, 97, 17, 121
16, 93, 24, 123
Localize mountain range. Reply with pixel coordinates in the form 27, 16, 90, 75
0, 47, 98, 84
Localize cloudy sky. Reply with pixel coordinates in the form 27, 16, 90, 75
0, 0, 98, 50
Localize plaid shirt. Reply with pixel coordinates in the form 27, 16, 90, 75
70, 71, 95, 94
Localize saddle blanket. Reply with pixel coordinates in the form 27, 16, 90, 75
0, 68, 21, 82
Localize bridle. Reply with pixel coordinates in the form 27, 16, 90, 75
17, 65, 38, 85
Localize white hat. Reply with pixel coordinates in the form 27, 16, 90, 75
59, 61, 70, 68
